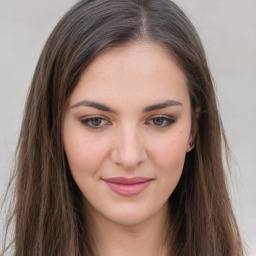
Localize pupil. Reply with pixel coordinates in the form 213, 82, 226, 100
154, 118, 163, 126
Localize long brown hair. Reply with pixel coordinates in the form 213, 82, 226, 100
1, 0, 243, 255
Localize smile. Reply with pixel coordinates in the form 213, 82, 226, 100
102, 177, 153, 196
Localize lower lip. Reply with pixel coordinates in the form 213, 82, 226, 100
104, 180, 151, 196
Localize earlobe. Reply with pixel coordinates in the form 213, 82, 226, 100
188, 124, 197, 151
186, 139, 195, 152
187, 124, 197, 152
186, 107, 200, 152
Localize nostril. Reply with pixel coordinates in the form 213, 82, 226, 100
110, 140, 147, 169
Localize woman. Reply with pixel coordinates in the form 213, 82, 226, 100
1, 0, 244, 255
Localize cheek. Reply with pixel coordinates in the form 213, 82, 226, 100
63, 130, 110, 177
151, 135, 188, 198
150, 132, 189, 176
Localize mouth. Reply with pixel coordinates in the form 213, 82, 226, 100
102, 177, 153, 196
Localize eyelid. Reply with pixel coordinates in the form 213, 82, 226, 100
79, 114, 175, 129
145, 115, 176, 127
80, 115, 111, 129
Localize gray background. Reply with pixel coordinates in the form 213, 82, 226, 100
0, 0, 255, 254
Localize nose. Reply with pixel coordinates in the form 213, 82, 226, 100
110, 125, 147, 169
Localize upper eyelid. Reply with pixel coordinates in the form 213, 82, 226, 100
79, 114, 175, 121
146, 114, 175, 120
80, 117, 111, 129
80, 114, 109, 120
145, 115, 175, 126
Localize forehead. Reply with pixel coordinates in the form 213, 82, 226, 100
69, 41, 190, 109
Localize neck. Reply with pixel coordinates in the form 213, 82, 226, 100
85, 203, 170, 256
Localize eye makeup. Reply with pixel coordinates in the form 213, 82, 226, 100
80, 116, 111, 129
79, 114, 176, 130
147, 116, 175, 128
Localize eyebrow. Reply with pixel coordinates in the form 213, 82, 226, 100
71, 99, 182, 113
143, 100, 183, 112
71, 100, 117, 114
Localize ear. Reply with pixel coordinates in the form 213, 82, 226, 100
186, 107, 200, 152
186, 126, 197, 152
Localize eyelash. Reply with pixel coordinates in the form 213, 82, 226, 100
80, 116, 110, 129
80, 115, 175, 129
146, 116, 175, 128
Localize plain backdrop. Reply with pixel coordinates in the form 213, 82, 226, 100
0, 0, 255, 255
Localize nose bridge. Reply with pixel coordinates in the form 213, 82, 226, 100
111, 123, 146, 168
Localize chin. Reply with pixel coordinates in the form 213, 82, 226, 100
107, 210, 153, 227
102, 201, 168, 227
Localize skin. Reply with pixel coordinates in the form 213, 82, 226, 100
63, 41, 195, 256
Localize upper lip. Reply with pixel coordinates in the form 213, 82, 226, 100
103, 177, 153, 185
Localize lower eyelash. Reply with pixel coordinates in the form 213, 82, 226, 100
149, 116, 175, 127
80, 116, 175, 129
80, 117, 109, 128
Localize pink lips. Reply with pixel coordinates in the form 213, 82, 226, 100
103, 177, 152, 196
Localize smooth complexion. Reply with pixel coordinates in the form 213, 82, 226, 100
63, 42, 195, 256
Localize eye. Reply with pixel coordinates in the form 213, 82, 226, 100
80, 117, 110, 128
147, 116, 175, 128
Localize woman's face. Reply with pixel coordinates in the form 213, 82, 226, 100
63, 42, 195, 226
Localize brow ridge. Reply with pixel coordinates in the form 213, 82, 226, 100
71, 100, 117, 114
143, 100, 183, 112
71, 99, 182, 113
